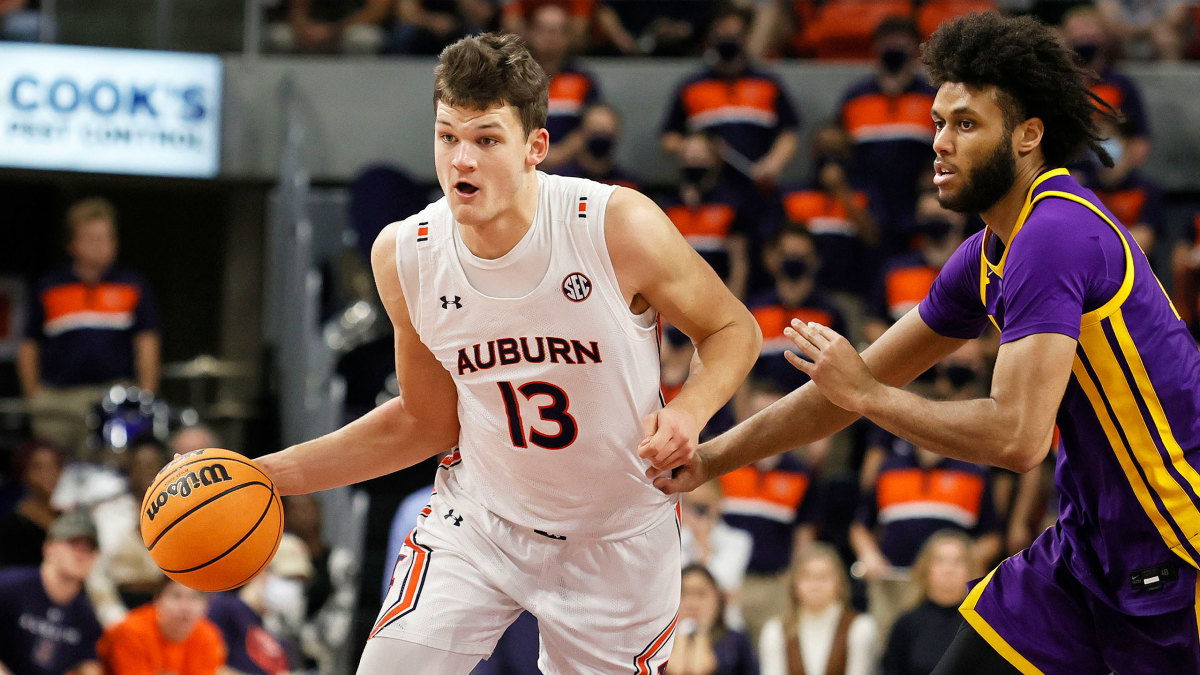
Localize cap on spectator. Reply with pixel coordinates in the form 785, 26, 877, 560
269, 532, 313, 581
48, 509, 99, 548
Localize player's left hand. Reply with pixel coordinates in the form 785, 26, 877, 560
638, 407, 698, 475
784, 319, 881, 413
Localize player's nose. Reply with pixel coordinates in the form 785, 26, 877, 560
451, 142, 478, 170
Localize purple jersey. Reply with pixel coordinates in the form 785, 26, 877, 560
920, 169, 1200, 615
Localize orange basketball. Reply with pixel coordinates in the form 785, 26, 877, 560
140, 447, 283, 592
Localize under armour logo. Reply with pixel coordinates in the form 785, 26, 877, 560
444, 509, 463, 526
441, 295, 462, 309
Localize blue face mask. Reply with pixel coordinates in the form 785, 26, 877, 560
1098, 137, 1123, 166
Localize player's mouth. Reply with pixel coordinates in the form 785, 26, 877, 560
933, 162, 956, 187
454, 181, 480, 198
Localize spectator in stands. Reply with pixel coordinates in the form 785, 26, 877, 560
1171, 213, 1200, 337
523, 2, 603, 170
553, 103, 642, 190
0, 440, 63, 568
168, 423, 222, 457
658, 132, 753, 300
680, 480, 753, 605
1061, 6, 1153, 175
1095, 0, 1188, 60
758, 542, 877, 675
88, 438, 170, 626
850, 355, 1002, 644
385, 0, 497, 55
865, 190, 967, 343
269, 0, 391, 53
610, 0, 714, 56
661, 4, 800, 221
749, 224, 848, 391
838, 16, 938, 256
18, 197, 162, 461
97, 578, 227, 674
881, 530, 979, 675
780, 123, 880, 338
0, 510, 103, 675
1077, 116, 1166, 261
666, 564, 759, 675
719, 377, 824, 644
0, 0, 53, 42
207, 589, 290, 675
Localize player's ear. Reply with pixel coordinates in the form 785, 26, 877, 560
1015, 116, 1044, 157
527, 128, 550, 167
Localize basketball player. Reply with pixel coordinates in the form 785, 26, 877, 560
256, 33, 761, 673
659, 13, 1200, 675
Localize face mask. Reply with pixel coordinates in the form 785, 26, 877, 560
585, 135, 614, 159
918, 218, 955, 242
880, 48, 911, 74
1073, 43, 1101, 65
714, 39, 742, 63
1098, 136, 1123, 166
263, 576, 306, 627
780, 257, 810, 280
681, 166, 709, 185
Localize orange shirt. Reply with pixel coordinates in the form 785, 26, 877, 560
98, 604, 227, 675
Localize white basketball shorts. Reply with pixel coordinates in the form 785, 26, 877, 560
366, 468, 682, 674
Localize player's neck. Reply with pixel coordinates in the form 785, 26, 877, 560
979, 161, 1044, 244
457, 172, 540, 260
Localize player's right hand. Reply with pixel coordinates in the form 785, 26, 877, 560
649, 448, 711, 495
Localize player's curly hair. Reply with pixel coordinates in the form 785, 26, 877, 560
434, 32, 549, 137
921, 12, 1121, 168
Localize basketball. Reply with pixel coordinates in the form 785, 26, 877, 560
140, 447, 283, 592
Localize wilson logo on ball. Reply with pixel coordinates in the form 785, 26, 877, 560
145, 463, 233, 521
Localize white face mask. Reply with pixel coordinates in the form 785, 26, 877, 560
1098, 137, 1123, 166
263, 576, 306, 627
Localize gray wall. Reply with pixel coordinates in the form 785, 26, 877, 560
220, 56, 1200, 191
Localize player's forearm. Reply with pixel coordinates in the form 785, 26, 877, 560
859, 387, 1049, 472
257, 396, 458, 495
703, 379, 858, 477
669, 315, 760, 430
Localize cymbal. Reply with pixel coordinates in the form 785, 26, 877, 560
162, 355, 252, 379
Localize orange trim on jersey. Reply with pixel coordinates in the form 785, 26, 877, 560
719, 465, 810, 510
783, 189, 868, 224
884, 265, 939, 317
548, 72, 593, 114
876, 467, 985, 516
681, 79, 781, 127
503, 0, 595, 20
439, 450, 461, 468
1094, 187, 1147, 227
370, 531, 430, 638
1090, 82, 1125, 112
841, 91, 935, 142
41, 282, 140, 324
635, 612, 679, 675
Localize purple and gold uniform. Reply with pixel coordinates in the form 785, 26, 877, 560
920, 169, 1200, 673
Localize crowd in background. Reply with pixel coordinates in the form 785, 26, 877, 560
5, 0, 1200, 673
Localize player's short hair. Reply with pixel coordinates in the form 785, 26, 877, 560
65, 197, 117, 240
434, 32, 548, 137
921, 12, 1120, 168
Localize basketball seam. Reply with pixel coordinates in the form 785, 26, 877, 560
159, 485, 276, 574
211, 491, 285, 591
147, 481, 269, 550
142, 455, 270, 512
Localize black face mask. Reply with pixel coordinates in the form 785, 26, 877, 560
880, 48, 911, 74
780, 257, 811, 280
918, 218, 955, 242
1073, 43, 1101, 65
715, 39, 743, 63
585, 135, 614, 159
681, 166, 710, 185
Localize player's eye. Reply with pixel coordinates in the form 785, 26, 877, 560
439, 134, 456, 143
958, 120, 974, 130
933, 119, 945, 131
479, 137, 499, 147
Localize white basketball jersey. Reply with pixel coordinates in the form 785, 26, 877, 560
394, 172, 673, 539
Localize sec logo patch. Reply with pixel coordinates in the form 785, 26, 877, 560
562, 273, 591, 302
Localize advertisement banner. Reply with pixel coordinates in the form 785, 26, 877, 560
0, 43, 222, 178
